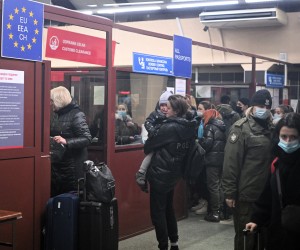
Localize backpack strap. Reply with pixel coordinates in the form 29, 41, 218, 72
275, 167, 283, 209
271, 157, 279, 174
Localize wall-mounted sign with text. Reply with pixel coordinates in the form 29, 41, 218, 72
0, 69, 24, 148
45, 27, 116, 66
266, 73, 284, 88
133, 52, 173, 76
1, 0, 44, 61
173, 35, 192, 79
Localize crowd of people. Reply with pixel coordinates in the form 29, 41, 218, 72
134, 89, 299, 250
49, 86, 299, 250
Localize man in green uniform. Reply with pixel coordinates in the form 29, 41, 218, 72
222, 89, 274, 250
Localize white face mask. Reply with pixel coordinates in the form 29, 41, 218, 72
253, 107, 270, 120
273, 113, 283, 120
197, 111, 203, 117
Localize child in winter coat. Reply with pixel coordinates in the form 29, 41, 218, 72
135, 91, 172, 192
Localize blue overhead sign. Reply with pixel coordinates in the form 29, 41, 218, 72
173, 35, 192, 79
1, 0, 44, 61
266, 73, 284, 88
133, 52, 173, 76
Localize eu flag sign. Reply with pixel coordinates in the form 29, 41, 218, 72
1, 0, 44, 62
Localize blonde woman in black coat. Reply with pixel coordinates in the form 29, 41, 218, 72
50, 86, 91, 196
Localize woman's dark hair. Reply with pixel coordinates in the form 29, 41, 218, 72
168, 94, 189, 117
277, 105, 289, 114
272, 113, 300, 154
200, 101, 215, 110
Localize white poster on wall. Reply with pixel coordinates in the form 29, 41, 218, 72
196, 85, 211, 98
290, 99, 298, 112
175, 78, 186, 96
94, 86, 105, 105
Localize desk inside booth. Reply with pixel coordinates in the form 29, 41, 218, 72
0, 210, 22, 250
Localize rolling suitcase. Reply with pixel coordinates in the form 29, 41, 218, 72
78, 201, 103, 250
102, 198, 119, 250
243, 228, 265, 250
44, 193, 79, 250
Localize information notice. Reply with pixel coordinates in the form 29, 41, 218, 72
0, 69, 24, 148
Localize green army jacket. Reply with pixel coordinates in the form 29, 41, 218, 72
222, 115, 273, 202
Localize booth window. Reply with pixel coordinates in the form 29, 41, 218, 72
115, 71, 175, 146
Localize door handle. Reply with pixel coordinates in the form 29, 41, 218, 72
41, 155, 50, 158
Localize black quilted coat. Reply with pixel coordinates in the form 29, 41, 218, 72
50, 101, 92, 196
199, 118, 226, 168
145, 116, 197, 193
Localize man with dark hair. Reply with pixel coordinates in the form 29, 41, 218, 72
216, 95, 240, 137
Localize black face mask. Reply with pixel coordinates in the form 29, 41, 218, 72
236, 106, 243, 114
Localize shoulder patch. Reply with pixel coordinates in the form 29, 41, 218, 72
229, 132, 239, 143
234, 117, 247, 127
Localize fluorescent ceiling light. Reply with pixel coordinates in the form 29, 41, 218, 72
80, 10, 93, 15
171, 0, 207, 2
166, 1, 238, 9
87, 4, 97, 8
245, 0, 278, 2
97, 6, 161, 14
103, 1, 163, 7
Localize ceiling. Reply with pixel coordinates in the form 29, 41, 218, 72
36, 0, 300, 22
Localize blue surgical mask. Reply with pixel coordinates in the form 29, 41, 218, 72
273, 113, 283, 120
278, 138, 300, 154
117, 111, 127, 118
253, 107, 270, 120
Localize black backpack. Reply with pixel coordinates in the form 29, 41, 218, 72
182, 140, 206, 184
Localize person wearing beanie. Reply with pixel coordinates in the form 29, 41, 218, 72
250, 89, 272, 109
236, 97, 250, 117
222, 89, 274, 250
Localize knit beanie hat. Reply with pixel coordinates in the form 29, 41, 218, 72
159, 91, 172, 105
238, 97, 250, 106
251, 89, 272, 108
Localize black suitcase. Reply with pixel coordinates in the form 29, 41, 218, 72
243, 228, 265, 250
44, 193, 79, 250
78, 201, 103, 250
78, 161, 119, 250
102, 198, 119, 250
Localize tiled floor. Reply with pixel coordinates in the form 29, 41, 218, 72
119, 212, 234, 250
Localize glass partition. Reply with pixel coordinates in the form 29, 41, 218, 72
115, 71, 176, 146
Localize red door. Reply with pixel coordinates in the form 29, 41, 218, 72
0, 59, 51, 250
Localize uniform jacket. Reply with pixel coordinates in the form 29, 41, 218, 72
216, 104, 241, 137
50, 101, 92, 194
222, 110, 273, 202
251, 148, 300, 249
199, 118, 226, 168
145, 116, 197, 193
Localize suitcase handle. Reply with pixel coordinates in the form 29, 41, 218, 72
78, 178, 86, 201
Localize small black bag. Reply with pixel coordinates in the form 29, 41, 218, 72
182, 140, 206, 184
281, 205, 300, 233
275, 168, 300, 234
83, 160, 115, 203
50, 137, 66, 163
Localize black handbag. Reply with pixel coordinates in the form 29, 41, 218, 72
50, 137, 66, 163
276, 169, 300, 233
83, 160, 115, 203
